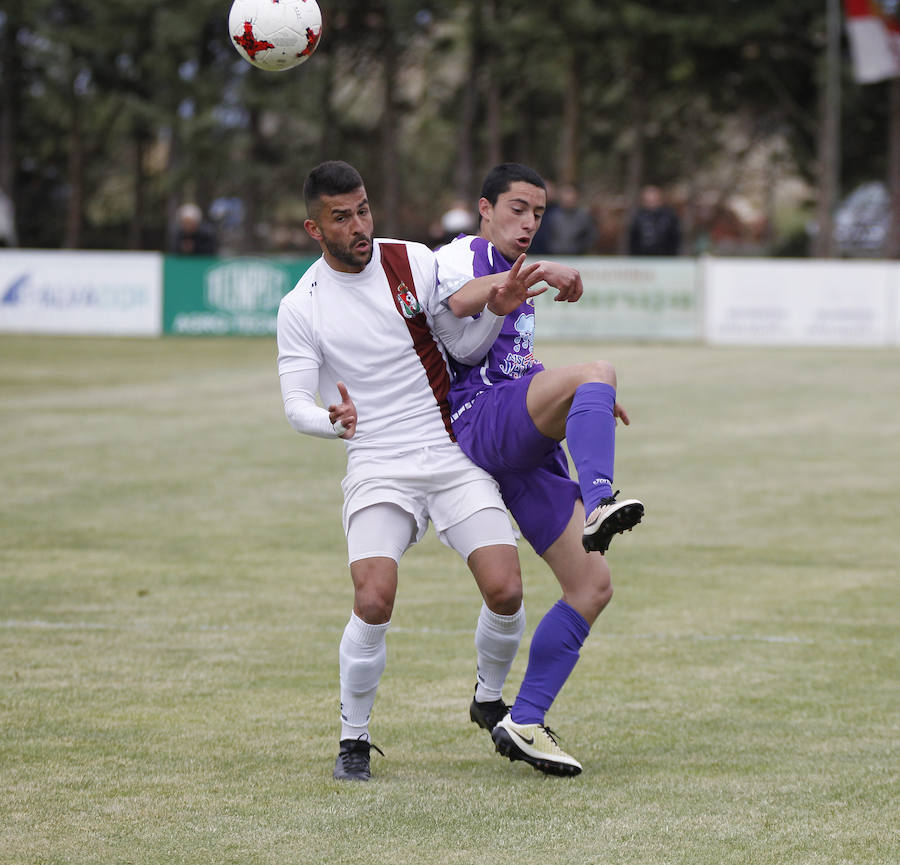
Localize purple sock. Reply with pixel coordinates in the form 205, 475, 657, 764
510, 600, 590, 725
565, 381, 616, 514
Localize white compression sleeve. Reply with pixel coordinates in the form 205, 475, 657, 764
280, 367, 343, 438
431, 304, 504, 365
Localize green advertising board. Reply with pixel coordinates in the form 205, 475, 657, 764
163, 256, 318, 335
163, 253, 699, 341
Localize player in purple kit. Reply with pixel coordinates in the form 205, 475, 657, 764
435, 163, 644, 776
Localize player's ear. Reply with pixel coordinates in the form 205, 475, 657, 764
478, 197, 493, 222
304, 218, 323, 241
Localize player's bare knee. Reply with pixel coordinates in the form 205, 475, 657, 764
350, 559, 397, 623
352, 575, 395, 622
567, 580, 611, 623
354, 590, 394, 624
582, 562, 614, 618
595, 580, 613, 614
582, 359, 616, 388
482, 577, 523, 616
468, 544, 522, 614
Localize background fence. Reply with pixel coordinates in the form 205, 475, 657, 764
2, 250, 898, 346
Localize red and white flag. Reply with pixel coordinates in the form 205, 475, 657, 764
844, 0, 900, 83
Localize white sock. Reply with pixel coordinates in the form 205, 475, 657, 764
473, 602, 526, 703
339, 612, 390, 741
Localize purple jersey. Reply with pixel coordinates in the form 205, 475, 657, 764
435, 235, 545, 413
435, 234, 580, 556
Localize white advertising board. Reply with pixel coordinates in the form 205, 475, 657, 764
533, 257, 700, 342
894, 276, 900, 346
0, 250, 162, 336
704, 258, 895, 346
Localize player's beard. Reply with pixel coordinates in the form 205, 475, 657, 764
323, 232, 373, 270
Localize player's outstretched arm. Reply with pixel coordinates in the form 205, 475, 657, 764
432, 302, 504, 365
434, 255, 548, 365
447, 254, 545, 318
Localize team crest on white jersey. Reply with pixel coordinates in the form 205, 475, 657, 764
396, 282, 422, 319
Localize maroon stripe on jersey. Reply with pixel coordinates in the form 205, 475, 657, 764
379, 242, 455, 441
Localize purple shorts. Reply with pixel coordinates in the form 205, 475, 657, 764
452, 377, 580, 556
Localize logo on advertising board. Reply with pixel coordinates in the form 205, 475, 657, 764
1, 274, 29, 305
205, 260, 287, 314
534, 258, 700, 341
1, 271, 149, 310
164, 256, 314, 335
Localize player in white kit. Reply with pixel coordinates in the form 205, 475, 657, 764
276, 161, 546, 781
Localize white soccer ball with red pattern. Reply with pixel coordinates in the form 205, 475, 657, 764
229, 0, 322, 72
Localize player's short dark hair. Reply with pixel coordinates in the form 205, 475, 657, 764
480, 163, 546, 207
304, 161, 364, 217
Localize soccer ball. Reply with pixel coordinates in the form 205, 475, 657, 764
229, 0, 323, 72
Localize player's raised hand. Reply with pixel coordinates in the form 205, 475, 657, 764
614, 401, 630, 426
532, 260, 584, 303
486, 253, 548, 316
328, 381, 357, 439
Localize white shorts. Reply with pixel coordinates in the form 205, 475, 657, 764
341, 442, 516, 563
347, 503, 515, 564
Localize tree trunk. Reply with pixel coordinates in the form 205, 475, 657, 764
452, 2, 478, 200
619, 78, 645, 255
317, 37, 339, 162
483, 0, 502, 168
129, 128, 145, 250
379, 8, 399, 237
0, 2, 19, 244
559, 50, 580, 185
245, 105, 264, 252
63, 79, 83, 249
680, 103, 700, 255
886, 78, 900, 258
812, 0, 841, 258
165, 124, 182, 254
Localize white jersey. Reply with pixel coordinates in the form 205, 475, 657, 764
277, 239, 461, 462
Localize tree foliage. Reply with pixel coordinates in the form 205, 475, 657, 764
0, 0, 891, 253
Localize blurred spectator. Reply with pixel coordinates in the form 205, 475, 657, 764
439, 199, 476, 244
832, 181, 889, 256
173, 203, 218, 255
209, 196, 245, 255
528, 180, 557, 255
545, 183, 597, 255
628, 185, 681, 256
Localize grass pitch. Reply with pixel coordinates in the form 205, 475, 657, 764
1, 335, 898, 865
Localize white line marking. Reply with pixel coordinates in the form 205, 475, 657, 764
0, 620, 879, 645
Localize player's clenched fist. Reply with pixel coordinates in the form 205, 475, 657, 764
533, 260, 584, 303
329, 381, 357, 438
